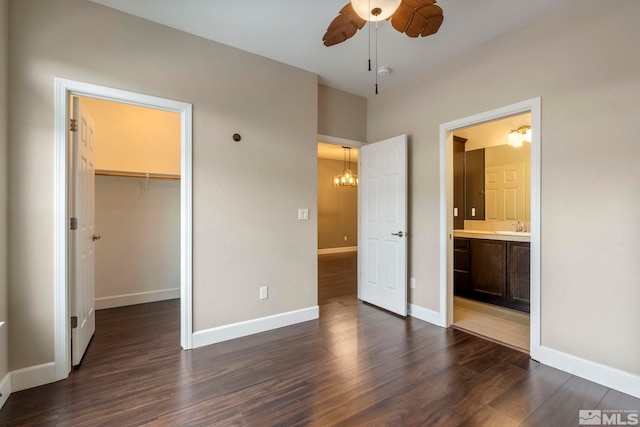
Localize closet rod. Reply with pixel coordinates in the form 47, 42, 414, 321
95, 170, 180, 181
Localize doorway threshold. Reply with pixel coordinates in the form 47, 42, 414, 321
453, 296, 530, 353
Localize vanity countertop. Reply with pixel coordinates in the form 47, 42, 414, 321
453, 229, 531, 243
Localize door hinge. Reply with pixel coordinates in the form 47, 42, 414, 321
70, 118, 78, 132
71, 316, 78, 329
70, 217, 78, 230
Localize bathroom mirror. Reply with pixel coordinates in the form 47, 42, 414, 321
454, 112, 531, 228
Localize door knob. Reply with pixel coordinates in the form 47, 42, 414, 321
391, 231, 404, 237
92, 234, 101, 241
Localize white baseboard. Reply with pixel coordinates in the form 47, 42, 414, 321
317, 246, 357, 255
0, 372, 10, 410
407, 304, 639, 399
538, 346, 640, 399
10, 362, 56, 393
408, 303, 445, 327
95, 288, 180, 310
193, 306, 319, 348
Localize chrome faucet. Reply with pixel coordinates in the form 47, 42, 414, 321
514, 221, 523, 232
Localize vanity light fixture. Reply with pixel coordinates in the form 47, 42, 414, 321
508, 125, 532, 147
333, 147, 358, 188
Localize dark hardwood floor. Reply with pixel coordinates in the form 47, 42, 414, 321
1, 252, 638, 426
318, 251, 357, 305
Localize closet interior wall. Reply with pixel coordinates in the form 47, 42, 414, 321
79, 96, 182, 309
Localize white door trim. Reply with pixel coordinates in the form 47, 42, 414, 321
439, 97, 541, 361
317, 134, 366, 148
54, 78, 193, 381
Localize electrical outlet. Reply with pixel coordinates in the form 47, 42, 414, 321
260, 286, 268, 300
410, 277, 416, 289
344, 235, 348, 241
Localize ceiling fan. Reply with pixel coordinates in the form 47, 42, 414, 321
323, 0, 444, 47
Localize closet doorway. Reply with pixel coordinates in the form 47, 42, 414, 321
54, 79, 193, 380
73, 96, 181, 365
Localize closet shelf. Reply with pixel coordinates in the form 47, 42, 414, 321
95, 169, 180, 180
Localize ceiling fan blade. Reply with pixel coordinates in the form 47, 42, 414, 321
392, 0, 444, 38
323, 2, 367, 47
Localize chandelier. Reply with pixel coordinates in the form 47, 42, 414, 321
332, 147, 358, 187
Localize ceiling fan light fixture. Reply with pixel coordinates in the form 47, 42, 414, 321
350, 0, 402, 21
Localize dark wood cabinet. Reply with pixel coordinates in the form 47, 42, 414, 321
453, 237, 530, 312
470, 239, 506, 303
452, 142, 485, 226
453, 238, 471, 296
465, 149, 485, 220
453, 136, 467, 230
507, 241, 531, 311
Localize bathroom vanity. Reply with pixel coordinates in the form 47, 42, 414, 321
453, 230, 530, 313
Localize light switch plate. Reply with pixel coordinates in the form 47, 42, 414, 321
298, 208, 309, 220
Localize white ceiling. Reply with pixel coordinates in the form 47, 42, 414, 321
89, 0, 573, 98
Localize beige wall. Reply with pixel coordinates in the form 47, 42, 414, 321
318, 84, 367, 141
318, 158, 358, 249
368, 0, 640, 375
8, 0, 318, 370
80, 97, 181, 175
95, 176, 179, 306
0, 0, 8, 385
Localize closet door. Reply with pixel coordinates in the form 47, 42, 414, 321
71, 96, 97, 366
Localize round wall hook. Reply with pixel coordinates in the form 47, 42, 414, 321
233, 133, 241, 142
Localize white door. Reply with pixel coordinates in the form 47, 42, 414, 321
71, 97, 97, 365
485, 163, 526, 222
358, 135, 408, 316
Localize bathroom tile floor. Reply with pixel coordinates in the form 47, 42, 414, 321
453, 296, 530, 352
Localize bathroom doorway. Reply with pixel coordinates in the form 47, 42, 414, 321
451, 114, 531, 352
439, 98, 541, 360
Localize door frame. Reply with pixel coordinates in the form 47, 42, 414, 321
439, 97, 541, 360
54, 78, 193, 380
